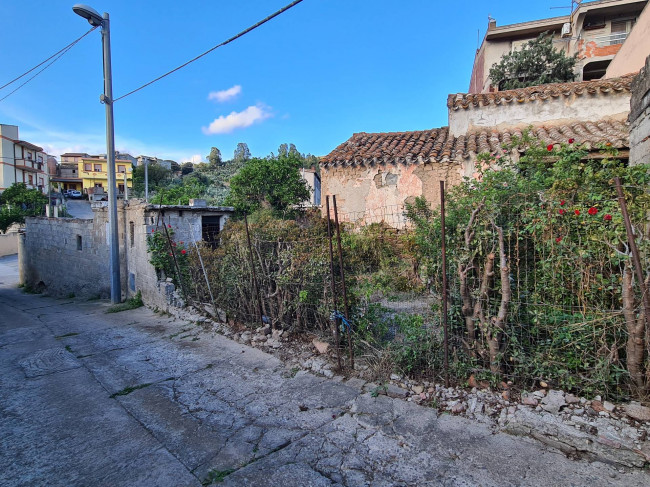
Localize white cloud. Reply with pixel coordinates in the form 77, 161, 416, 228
208, 85, 242, 103
202, 104, 272, 135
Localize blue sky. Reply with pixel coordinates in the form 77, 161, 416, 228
0, 0, 572, 163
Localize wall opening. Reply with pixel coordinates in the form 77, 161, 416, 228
129, 221, 135, 247
582, 60, 611, 81
76, 235, 82, 251
202, 215, 221, 249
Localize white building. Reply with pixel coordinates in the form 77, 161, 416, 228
0, 124, 49, 194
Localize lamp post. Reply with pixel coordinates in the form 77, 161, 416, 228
73, 4, 121, 303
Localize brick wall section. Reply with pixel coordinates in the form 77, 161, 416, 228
629, 56, 650, 166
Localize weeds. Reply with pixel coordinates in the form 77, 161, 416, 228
105, 291, 143, 314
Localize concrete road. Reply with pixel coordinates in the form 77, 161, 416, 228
0, 255, 648, 487
64, 199, 94, 219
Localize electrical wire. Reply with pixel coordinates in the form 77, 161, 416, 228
0, 27, 98, 104
113, 0, 306, 102
0, 26, 98, 92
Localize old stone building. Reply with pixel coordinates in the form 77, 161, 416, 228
19, 200, 233, 309
321, 75, 634, 225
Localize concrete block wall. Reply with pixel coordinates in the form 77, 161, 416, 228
629, 56, 650, 166
20, 216, 110, 298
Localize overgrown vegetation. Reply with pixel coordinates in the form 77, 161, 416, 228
105, 291, 144, 313
489, 32, 577, 90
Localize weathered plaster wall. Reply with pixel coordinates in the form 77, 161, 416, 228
321, 161, 464, 226
0, 231, 17, 256
629, 55, 650, 166
449, 91, 631, 137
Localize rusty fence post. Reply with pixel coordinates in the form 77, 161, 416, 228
326, 196, 343, 371
614, 177, 650, 330
244, 214, 265, 327
333, 195, 353, 369
440, 181, 450, 388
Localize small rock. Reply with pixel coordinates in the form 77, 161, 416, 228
603, 401, 616, 413
412, 385, 424, 395
312, 339, 329, 354
390, 373, 401, 381
591, 400, 606, 413
501, 390, 511, 401
565, 394, 580, 404
599, 411, 610, 417
385, 384, 408, 399
451, 402, 466, 414
622, 403, 650, 422
322, 369, 335, 378
539, 381, 548, 388
468, 374, 479, 388
532, 389, 547, 399
521, 395, 538, 407
540, 390, 566, 414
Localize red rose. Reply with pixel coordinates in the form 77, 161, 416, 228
568, 138, 575, 144
588, 207, 598, 215
547, 144, 554, 151
556, 237, 562, 243
574, 210, 580, 216
559, 209, 566, 215
181, 249, 187, 255
151, 229, 155, 233
168, 253, 172, 256
168, 224, 172, 228
604, 214, 612, 221
560, 200, 566, 206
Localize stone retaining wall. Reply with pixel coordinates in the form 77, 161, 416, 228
629, 55, 650, 166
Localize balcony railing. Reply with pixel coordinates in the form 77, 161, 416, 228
581, 31, 628, 47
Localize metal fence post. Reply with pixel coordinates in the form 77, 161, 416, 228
440, 180, 450, 388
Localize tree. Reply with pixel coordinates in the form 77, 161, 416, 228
181, 162, 194, 175
0, 183, 48, 233
207, 147, 222, 167
488, 33, 577, 91
233, 142, 251, 163
132, 163, 171, 196
225, 151, 311, 216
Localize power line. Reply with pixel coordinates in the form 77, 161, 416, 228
0, 27, 98, 104
114, 0, 306, 102
0, 27, 98, 92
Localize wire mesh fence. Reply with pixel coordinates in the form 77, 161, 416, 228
174, 175, 649, 401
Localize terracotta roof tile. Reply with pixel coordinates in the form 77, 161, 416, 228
321, 120, 629, 168
447, 75, 635, 111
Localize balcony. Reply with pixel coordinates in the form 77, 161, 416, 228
581, 31, 628, 47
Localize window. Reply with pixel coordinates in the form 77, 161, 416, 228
28, 175, 33, 185
77, 235, 82, 251
118, 165, 126, 173
37, 155, 43, 163
39, 177, 44, 186
94, 164, 102, 172
610, 20, 627, 45
129, 221, 135, 247
26, 152, 32, 160
84, 163, 92, 171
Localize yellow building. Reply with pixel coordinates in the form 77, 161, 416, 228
78, 157, 133, 197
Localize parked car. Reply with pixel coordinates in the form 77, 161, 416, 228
68, 190, 82, 199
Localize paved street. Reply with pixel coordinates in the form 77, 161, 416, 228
64, 199, 94, 219
0, 254, 648, 486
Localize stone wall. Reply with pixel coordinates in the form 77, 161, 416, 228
20, 199, 232, 310
629, 55, 650, 166
0, 231, 18, 257
321, 160, 464, 226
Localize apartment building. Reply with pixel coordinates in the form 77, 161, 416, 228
78, 156, 133, 197
0, 124, 49, 194
469, 0, 648, 93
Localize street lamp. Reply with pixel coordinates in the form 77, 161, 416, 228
73, 4, 121, 303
